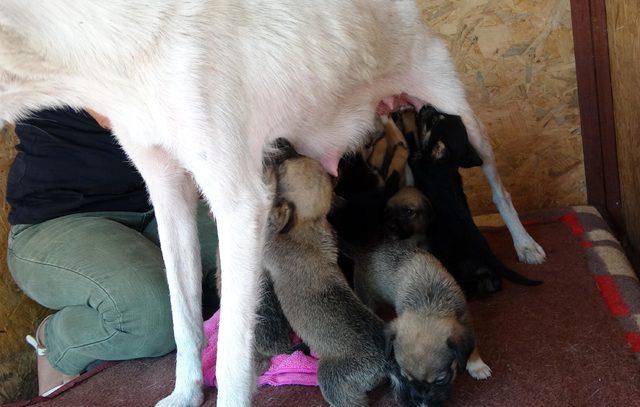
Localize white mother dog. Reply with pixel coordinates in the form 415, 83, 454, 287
0, 1, 545, 406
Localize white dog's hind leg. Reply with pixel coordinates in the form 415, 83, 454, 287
457, 111, 546, 264
480, 151, 546, 264
123, 144, 205, 407
408, 36, 546, 264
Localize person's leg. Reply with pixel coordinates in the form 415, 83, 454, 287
143, 200, 220, 314
8, 214, 177, 377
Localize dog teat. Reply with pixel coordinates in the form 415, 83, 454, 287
319, 148, 342, 178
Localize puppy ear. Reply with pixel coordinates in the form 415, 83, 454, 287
447, 322, 475, 369
268, 199, 296, 234
267, 138, 300, 167
443, 116, 483, 169
459, 144, 483, 169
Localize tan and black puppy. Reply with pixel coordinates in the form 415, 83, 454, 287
383, 187, 433, 241
262, 148, 390, 407
354, 239, 491, 407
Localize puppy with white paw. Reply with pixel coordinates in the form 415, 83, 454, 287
354, 239, 491, 406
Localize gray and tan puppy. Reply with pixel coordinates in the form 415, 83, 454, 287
384, 187, 433, 242
262, 150, 390, 407
354, 239, 491, 406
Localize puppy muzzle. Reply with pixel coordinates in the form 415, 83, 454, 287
383, 221, 413, 240
392, 372, 452, 407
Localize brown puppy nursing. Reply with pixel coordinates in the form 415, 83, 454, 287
260, 142, 390, 407
354, 238, 491, 406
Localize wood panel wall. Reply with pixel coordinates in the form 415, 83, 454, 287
605, 0, 640, 267
419, 0, 586, 214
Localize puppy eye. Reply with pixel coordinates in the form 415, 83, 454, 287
403, 208, 415, 217
434, 372, 449, 385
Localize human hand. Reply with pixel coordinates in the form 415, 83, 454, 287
85, 109, 111, 129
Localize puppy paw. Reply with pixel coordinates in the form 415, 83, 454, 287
474, 267, 502, 297
466, 359, 492, 380
156, 387, 204, 407
516, 239, 546, 264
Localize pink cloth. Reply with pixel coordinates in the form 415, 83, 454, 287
201, 311, 319, 388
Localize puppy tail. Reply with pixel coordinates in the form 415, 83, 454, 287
492, 259, 542, 286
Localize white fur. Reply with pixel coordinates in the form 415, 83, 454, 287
0, 1, 543, 405
466, 357, 492, 380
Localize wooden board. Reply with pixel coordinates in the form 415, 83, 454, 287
418, 0, 586, 214
605, 0, 640, 268
570, 0, 622, 231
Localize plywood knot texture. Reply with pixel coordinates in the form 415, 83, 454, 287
418, 0, 586, 214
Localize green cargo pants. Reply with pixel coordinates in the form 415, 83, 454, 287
7, 202, 218, 375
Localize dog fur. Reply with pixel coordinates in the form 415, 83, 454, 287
383, 186, 433, 241
408, 107, 542, 297
216, 253, 295, 376
330, 119, 407, 246
0, 2, 544, 405
354, 239, 491, 406
263, 152, 389, 407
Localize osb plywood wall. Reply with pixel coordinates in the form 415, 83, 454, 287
0, 0, 586, 402
606, 0, 640, 268
418, 0, 586, 214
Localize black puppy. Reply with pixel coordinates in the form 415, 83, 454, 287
330, 121, 409, 283
330, 120, 407, 246
330, 153, 390, 245
407, 107, 541, 298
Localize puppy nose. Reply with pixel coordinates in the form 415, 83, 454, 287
385, 223, 398, 235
